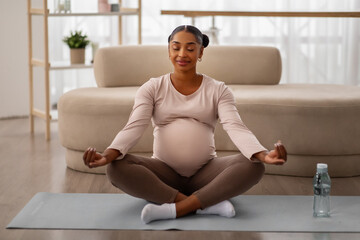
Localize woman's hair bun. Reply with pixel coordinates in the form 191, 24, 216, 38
202, 34, 209, 48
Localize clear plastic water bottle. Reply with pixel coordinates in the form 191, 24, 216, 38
313, 163, 331, 217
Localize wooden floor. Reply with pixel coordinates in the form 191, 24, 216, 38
1, 118, 360, 240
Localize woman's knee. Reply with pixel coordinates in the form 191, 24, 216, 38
106, 160, 125, 185
106, 156, 136, 186
232, 155, 265, 184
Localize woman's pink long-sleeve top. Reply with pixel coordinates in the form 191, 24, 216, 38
108, 73, 267, 177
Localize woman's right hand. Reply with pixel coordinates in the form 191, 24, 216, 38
83, 148, 110, 168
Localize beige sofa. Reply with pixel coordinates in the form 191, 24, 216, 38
58, 45, 360, 177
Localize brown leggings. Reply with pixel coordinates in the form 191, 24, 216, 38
106, 153, 265, 209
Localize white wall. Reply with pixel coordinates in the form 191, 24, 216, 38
0, 0, 29, 118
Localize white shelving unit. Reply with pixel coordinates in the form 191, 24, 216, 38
27, 0, 142, 140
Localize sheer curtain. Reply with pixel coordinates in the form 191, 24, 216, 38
50, 0, 360, 108
139, 0, 359, 85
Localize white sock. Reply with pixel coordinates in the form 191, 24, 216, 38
141, 203, 177, 224
196, 200, 235, 218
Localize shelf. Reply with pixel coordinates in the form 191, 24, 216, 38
161, 10, 360, 18
28, 0, 142, 140
49, 8, 139, 17
50, 61, 93, 70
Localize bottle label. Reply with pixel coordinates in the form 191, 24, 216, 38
314, 186, 321, 195
314, 172, 331, 196
314, 186, 330, 195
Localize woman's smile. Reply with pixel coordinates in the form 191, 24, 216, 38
176, 59, 190, 66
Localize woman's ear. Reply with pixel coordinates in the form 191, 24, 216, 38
198, 46, 204, 59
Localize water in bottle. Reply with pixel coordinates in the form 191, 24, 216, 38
313, 163, 331, 217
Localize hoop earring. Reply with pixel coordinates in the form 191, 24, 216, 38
198, 58, 202, 62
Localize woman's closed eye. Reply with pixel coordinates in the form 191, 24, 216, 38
172, 47, 194, 52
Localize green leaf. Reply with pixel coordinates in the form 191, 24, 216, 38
63, 30, 91, 49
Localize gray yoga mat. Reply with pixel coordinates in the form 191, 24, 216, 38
7, 192, 360, 232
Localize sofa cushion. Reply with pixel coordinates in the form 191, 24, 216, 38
94, 46, 172, 87
198, 46, 281, 85
93, 46, 281, 87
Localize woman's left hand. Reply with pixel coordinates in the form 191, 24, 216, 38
262, 140, 287, 165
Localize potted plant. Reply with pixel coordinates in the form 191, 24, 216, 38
63, 30, 90, 64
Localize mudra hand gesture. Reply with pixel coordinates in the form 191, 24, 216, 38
265, 140, 287, 165
83, 147, 108, 168
254, 140, 287, 165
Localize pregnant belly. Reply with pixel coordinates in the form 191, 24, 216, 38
153, 118, 215, 177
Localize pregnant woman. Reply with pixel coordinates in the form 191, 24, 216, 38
83, 25, 287, 224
